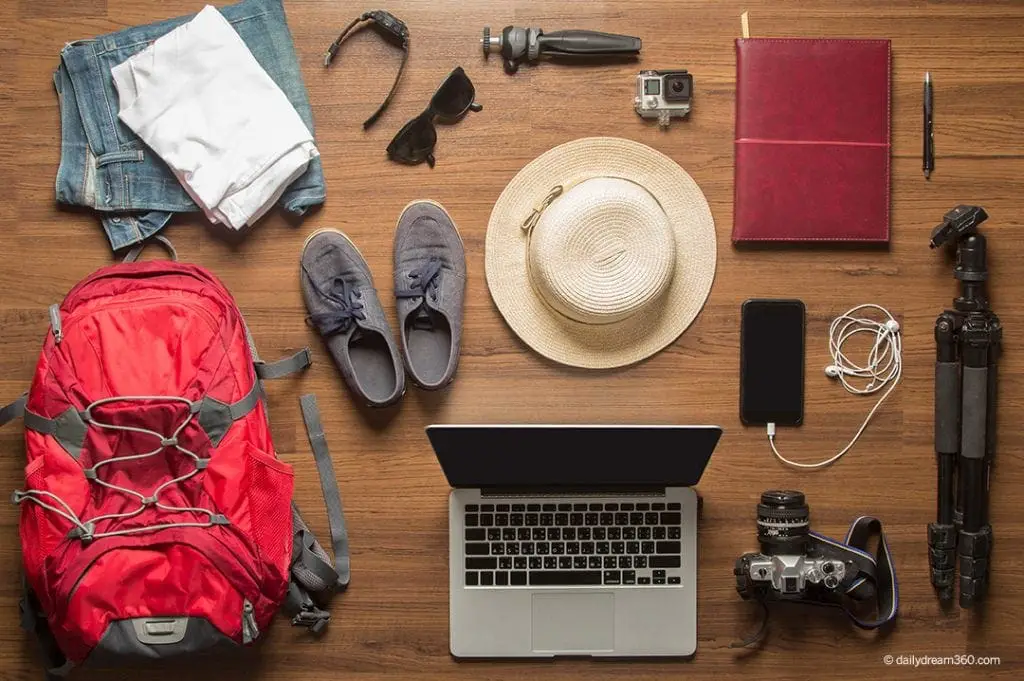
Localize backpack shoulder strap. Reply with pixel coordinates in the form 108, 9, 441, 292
0, 393, 27, 427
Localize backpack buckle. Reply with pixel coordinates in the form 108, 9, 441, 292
292, 606, 330, 634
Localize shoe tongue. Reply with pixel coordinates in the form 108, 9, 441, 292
411, 301, 434, 331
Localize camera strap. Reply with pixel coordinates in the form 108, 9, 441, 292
814, 515, 898, 629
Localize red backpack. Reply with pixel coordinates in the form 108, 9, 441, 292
0, 243, 348, 677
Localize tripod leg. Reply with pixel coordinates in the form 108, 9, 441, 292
958, 316, 991, 608
930, 313, 959, 601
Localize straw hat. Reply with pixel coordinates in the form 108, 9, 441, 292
485, 137, 716, 369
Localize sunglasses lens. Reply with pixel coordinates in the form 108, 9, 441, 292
387, 115, 437, 164
431, 67, 476, 118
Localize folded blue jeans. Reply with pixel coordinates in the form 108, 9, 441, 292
54, 0, 325, 251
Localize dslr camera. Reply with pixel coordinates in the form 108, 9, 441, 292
634, 70, 692, 127
733, 490, 897, 634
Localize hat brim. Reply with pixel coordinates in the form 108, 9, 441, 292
485, 137, 717, 369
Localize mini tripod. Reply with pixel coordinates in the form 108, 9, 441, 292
928, 205, 1001, 608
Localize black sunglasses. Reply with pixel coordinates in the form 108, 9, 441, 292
386, 67, 482, 168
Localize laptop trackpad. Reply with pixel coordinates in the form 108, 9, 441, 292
531, 592, 614, 653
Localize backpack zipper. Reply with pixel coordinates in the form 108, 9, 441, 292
241, 599, 259, 644
48, 304, 63, 344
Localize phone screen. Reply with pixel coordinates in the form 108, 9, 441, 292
740, 299, 805, 426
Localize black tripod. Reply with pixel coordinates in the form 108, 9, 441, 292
928, 205, 1001, 608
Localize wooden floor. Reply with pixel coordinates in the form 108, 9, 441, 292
1, 0, 1023, 679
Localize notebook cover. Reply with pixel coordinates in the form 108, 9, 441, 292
733, 38, 891, 242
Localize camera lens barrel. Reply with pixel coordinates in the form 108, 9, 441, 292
757, 490, 811, 554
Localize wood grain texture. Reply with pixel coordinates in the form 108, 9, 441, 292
1, 0, 1023, 679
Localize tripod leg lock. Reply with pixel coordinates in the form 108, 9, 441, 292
957, 525, 992, 608
928, 523, 957, 598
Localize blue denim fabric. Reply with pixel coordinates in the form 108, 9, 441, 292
54, 0, 325, 251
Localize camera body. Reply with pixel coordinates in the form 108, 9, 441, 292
634, 70, 692, 127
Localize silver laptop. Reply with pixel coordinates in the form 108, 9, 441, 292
427, 424, 722, 658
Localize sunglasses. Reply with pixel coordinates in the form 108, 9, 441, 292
387, 67, 482, 168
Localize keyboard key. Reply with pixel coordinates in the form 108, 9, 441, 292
607, 527, 621, 540
512, 504, 526, 512
558, 503, 571, 512
555, 513, 569, 526
466, 571, 479, 586
503, 528, 517, 541
605, 503, 619, 511
499, 557, 512, 570
529, 557, 542, 570
589, 503, 603, 511
667, 503, 681, 510
511, 571, 527, 585
480, 514, 494, 526
466, 543, 490, 556
518, 528, 531, 540
618, 556, 631, 569
566, 542, 580, 555
611, 541, 625, 554
585, 513, 599, 526
653, 527, 666, 540
581, 542, 595, 555
495, 513, 509, 526
639, 527, 652, 540
536, 543, 550, 555
653, 575, 666, 585
626, 541, 640, 554
559, 557, 573, 570
525, 513, 539, 526
570, 513, 583, 526
636, 503, 650, 511
544, 556, 557, 569
623, 527, 636, 540
604, 556, 617, 568
668, 527, 681, 539
466, 528, 485, 541
651, 555, 682, 568
630, 513, 644, 525
623, 570, 636, 584
574, 556, 587, 569
621, 503, 635, 511
652, 503, 665, 511
542, 504, 556, 512
480, 572, 494, 586
548, 528, 561, 541
514, 556, 527, 569
596, 542, 610, 554
653, 569, 666, 579
600, 513, 614, 525
495, 572, 509, 586
635, 555, 648, 569
465, 514, 479, 527
668, 576, 681, 585
506, 543, 519, 555
593, 527, 607, 540
563, 527, 576, 540
467, 557, 497, 570
645, 513, 659, 525
481, 504, 495, 512
532, 528, 546, 540
497, 504, 510, 512
487, 529, 501, 541
589, 556, 602, 569
638, 576, 651, 585
527, 504, 540, 512
530, 571, 602, 586
551, 542, 565, 555
615, 513, 629, 525
661, 512, 682, 525
510, 513, 524, 526
466, 504, 479, 512
641, 541, 655, 554
603, 570, 621, 585
573, 503, 588, 511
656, 541, 681, 555
540, 513, 553, 525
491, 543, 505, 555
578, 527, 591, 540
522, 542, 535, 555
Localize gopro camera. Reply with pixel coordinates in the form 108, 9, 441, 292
634, 70, 692, 127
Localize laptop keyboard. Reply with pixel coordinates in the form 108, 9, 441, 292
463, 501, 683, 587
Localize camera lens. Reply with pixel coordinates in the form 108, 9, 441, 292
756, 490, 810, 554
663, 72, 691, 102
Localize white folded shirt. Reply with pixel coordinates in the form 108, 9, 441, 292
111, 5, 319, 230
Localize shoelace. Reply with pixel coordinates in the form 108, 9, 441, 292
304, 270, 366, 337
396, 258, 442, 329
14, 396, 225, 542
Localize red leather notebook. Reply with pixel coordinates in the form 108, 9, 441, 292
733, 38, 891, 243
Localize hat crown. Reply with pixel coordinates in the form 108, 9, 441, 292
529, 177, 676, 325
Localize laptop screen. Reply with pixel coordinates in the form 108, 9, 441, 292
427, 425, 722, 489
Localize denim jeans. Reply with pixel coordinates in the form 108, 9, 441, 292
54, 0, 325, 251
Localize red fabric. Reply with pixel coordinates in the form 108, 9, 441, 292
732, 38, 891, 242
19, 262, 293, 663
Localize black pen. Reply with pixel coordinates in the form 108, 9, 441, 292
923, 72, 934, 179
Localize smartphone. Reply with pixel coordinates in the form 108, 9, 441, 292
740, 299, 805, 426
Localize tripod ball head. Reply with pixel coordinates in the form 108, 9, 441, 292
929, 205, 988, 250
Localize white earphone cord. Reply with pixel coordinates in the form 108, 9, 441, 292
768, 304, 902, 469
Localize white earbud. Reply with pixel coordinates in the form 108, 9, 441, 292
885, 319, 900, 333
824, 365, 845, 378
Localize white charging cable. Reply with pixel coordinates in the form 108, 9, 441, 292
768, 303, 903, 469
